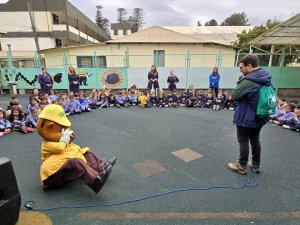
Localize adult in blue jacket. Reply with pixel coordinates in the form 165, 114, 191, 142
209, 67, 220, 96
228, 55, 271, 175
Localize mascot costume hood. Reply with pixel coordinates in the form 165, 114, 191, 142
37, 104, 116, 193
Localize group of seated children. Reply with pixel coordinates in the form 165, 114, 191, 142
95, 85, 237, 110
269, 97, 300, 132
1, 87, 299, 138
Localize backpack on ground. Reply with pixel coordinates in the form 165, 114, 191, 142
256, 85, 277, 118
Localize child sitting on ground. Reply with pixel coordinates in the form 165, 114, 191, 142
6, 96, 23, 117
78, 93, 91, 112
195, 91, 206, 108
9, 106, 34, 133
277, 104, 295, 125
86, 93, 100, 109
149, 92, 159, 107
269, 97, 288, 122
139, 91, 148, 108
282, 106, 300, 131
166, 91, 177, 107
99, 93, 109, 108
158, 92, 166, 108
68, 93, 81, 115
212, 94, 223, 111
224, 95, 236, 110
179, 92, 188, 107
49, 89, 58, 103
27, 95, 39, 113
0, 107, 12, 138
25, 107, 39, 128
204, 92, 214, 108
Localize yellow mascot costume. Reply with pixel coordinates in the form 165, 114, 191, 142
37, 104, 116, 193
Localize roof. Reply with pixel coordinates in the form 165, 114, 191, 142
162, 26, 253, 34
139, 26, 253, 46
250, 13, 300, 45
107, 26, 237, 48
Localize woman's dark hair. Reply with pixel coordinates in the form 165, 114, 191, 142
238, 54, 259, 68
150, 65, 157, 74
212, 67, 218, 74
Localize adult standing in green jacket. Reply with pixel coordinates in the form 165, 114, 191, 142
228, 55, 272, 175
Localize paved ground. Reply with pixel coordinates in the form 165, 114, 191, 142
1, 94, 300, 225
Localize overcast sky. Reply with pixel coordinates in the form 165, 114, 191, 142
0, 0, 299, 26
67, 0, 299, 26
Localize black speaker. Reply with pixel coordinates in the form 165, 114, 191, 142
0, 157, 21, 225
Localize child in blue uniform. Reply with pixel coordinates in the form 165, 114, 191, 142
99, 93, 109, 108
9, 107, 35, 133
78, 93, 91, 112
68, 93, 81, 115
25, 107, 39, 128
277, 104, 295, 125
0, 108, 12, 137
49, 89, 58, 103
27, 95, 39, 113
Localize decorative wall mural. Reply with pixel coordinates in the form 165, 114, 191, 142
101, 68, 124, 88
77, 72, 94, 86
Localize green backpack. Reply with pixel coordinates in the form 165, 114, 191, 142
256, 85, 277, 118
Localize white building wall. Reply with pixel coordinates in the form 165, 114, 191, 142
0, 12, 52, 32
0, 12, 32, 32
0, 37, 54, 57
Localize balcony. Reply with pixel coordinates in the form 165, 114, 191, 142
52, 24, 98, 44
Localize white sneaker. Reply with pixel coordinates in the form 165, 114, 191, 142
282, 125, 290, 129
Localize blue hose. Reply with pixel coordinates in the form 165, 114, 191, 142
24, 171, 259, 212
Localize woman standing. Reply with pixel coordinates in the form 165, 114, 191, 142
209, 67, 220, 96
68, 66, 80, 94
38, 67, 53, 95
167, 70, 179, 91
147, 65, 159, 92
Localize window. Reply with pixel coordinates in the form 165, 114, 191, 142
77, 56, 107, 68
55, 39, 62, 48
123, 29, 127, 35
77, 56, 92, 68
97, 56, 107, 67
52, 14, 59, 24
154, 50, 165, 67
114, 30, 118, 35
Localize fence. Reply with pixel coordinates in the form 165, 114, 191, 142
1, 52, 300, 91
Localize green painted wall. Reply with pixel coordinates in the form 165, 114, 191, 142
0, 66, 299, 90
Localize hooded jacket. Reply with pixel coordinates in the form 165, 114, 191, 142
232, 68, 272, 128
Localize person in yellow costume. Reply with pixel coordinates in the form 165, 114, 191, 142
37, 104, 116, 194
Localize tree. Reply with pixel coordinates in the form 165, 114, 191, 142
117, 8, 128, 23
233, 19, 295, 66
197, 20, 201, 26
129, 8, 145, 33
205, 19, 218, 26
234, 25, 267, 52
221, 12, 250, 26
95, 5, 110, 36
266, 18, 281, 29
